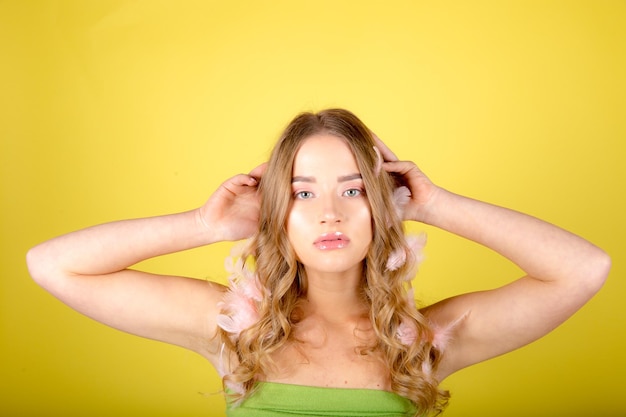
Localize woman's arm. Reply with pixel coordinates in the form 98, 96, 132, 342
419, 189, 610, 377
376, 138, 611, 380
26, 169, 263, 361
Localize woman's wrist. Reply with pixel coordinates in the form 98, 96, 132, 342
411, 185, 449, 226
192, 207, 224, 246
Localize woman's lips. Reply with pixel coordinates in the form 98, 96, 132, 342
313, 232, 350, 250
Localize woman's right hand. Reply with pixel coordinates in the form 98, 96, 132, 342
197, 163, 266, 242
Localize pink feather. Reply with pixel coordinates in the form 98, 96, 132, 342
396, 319, 418, 345
386, 233, 427, 278
217, 241, 266, 340
386, 248, 407, 272
216, 291, 259, 335
385, 185, 425, 276
430, 311, 469, 351
392, 186, 411, 219
224, 379, 245, 396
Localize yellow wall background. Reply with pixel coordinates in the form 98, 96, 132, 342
1, 1, 624, 416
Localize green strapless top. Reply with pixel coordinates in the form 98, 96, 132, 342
226, 382, 416, 417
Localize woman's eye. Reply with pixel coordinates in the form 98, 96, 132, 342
295, 191, 314, 199
343, 188, 362, 197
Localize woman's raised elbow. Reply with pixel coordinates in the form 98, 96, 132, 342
584, 247, 611, 295
26, 244, 56, 288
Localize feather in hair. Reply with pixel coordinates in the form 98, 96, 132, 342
386, 232, 427, 274
217, 241, 266, 341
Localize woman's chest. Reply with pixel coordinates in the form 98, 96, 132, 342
264, 324, 391, 390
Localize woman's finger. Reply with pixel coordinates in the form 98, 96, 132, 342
222, 174, 258, 192
381, 160, 416, 176
371, 132, 399, 162
248, 162, 267, 181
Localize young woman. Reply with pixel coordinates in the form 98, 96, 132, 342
26, 109, 610, 416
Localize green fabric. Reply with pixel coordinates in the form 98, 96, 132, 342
226, 382, 416, 417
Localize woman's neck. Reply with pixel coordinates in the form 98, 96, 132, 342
301, 266, 368, 322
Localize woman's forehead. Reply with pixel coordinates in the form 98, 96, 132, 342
292, 134, 360, 175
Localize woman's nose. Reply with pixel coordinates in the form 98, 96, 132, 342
319, 196, 342, 223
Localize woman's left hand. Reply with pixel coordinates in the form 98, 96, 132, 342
373, 134, 441, 224
198, 163, 266, 242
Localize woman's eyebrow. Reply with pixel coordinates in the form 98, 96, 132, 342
291, 174, 362, 183
338, 173, 362, 182
292, 176, 314, 183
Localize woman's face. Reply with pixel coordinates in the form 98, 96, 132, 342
286, 134, 372, 277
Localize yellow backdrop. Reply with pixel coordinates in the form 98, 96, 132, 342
1, 1, 624, 416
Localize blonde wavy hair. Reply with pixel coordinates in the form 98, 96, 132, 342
220, 109, 449, 415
